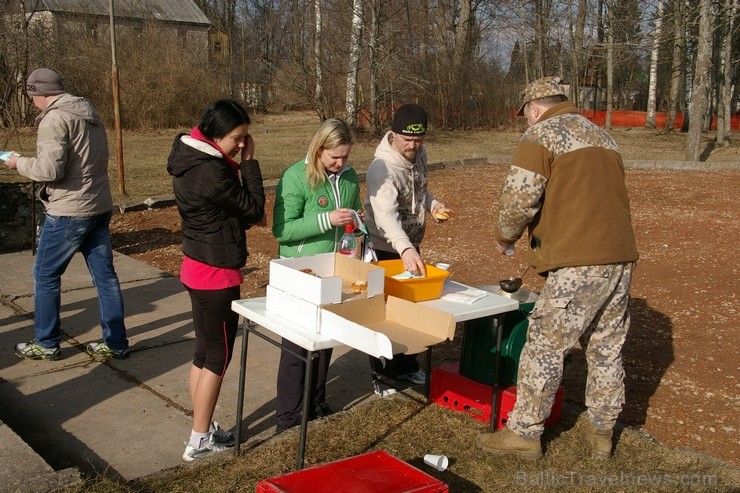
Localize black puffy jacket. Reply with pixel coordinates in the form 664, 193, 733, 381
167, 134, 265, 269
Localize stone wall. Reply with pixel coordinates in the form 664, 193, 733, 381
0, 183, 40, 253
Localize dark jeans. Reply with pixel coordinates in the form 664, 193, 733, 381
276, 338, 333, 427
369, 248, 420, 379
32, 211, 127, 350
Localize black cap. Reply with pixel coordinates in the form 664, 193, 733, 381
392, 103, 427, 136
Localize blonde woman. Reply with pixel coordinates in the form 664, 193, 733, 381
271, 118, 360, 432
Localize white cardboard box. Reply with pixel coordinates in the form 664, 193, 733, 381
266, 253, 385, 331
269, 252, 384, 304
320, 295, 456, 359
266, 285, 381, 332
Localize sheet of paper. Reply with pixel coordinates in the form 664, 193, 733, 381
440, 287, 489, 304
391, 270, 424, 280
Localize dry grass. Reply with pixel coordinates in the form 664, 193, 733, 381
66, 392, 739, 492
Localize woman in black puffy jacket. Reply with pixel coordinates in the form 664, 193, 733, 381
167, 100, 265, 461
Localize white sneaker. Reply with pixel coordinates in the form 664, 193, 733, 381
373, 379, 397, 398
182, 434, 229, 462
398, 369, 426, 385
210, 421, 235, 447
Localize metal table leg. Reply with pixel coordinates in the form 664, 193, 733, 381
234, 317, 252, 455
233, 318, 318, 469
490, 314, 504, 432
296, 350, 315, 470
424, 347, 432, 401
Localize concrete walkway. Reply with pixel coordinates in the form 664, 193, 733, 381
0, 250, 378, 487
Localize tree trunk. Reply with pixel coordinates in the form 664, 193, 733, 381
717, 0, 737, 146
368, 0, 381, 136
682, 0, 696, 133
645, 0, 664, 129
569, 0, 587, 108
453, 0, 473, 127
685, 0, 713, 161
605, 0, 614, 129
313, 0, 325, 120
667, 0, 685, 133
345, 0, 364, 127
534, 0, 552, 78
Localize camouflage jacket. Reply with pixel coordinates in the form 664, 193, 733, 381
494, 102, 638, 273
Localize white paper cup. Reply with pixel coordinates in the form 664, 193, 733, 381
435, 263, 450, 271
423, 453, 449, 471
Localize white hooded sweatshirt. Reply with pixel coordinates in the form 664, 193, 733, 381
363, 131, 439, 255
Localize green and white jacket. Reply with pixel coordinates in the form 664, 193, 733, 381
272, 159, 362, 258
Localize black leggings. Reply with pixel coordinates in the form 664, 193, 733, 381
186, 285, 240, 377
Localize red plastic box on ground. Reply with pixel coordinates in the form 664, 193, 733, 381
430, 362, 563, 428
255, 450, 449, 493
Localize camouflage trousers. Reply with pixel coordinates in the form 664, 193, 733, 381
507, 262, 635, 440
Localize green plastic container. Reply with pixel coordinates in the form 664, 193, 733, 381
459, 287, 538, 387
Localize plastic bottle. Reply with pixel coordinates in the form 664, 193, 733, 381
338, 224, 358, 257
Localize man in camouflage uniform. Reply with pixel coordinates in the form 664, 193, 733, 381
476, 76, 638, 460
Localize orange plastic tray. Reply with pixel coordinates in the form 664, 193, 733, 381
376, 259, 450, 302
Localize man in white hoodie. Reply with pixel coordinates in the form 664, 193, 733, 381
5, 68, 129, 361
363, 103, 448, 396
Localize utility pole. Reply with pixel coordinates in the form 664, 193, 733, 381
109, 0, 125, 194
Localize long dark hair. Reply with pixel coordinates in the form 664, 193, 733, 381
198, 99, 251, 140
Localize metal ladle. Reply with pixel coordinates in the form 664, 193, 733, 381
499, 265, 531, 293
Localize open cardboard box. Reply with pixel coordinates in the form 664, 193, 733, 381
266, 253, 385, 332
320, 295, 456, 359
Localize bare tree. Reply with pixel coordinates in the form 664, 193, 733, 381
533, 0, 553, 78
367, 0, 382, 135
569, 0, 587, 108
313, 0, 325, 120
681, 0, 696, 132
685, 0, 713, 161
717, 0, 738, 146
645, 0, 664, 129
666, 0, 685, 132
345, 0, 364, 127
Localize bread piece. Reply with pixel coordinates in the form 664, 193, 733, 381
433, 209, 455, 221
350, 280, 368, 294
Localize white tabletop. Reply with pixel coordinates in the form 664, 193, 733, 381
421, 280, 520, 322
231, 298, 342, 351
232, 281, 520, 352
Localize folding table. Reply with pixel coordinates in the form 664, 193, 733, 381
230, 280, 519, 469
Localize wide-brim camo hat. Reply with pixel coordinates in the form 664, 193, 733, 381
516, 76, 566, 116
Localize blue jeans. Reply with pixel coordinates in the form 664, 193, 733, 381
32, 211, 128, 350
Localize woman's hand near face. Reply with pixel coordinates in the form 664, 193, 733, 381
241, 134, 255, 161
329, 208, 356, 227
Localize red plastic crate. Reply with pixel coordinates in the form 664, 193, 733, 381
255, 450, 449, 493
430, 362, 563, 428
